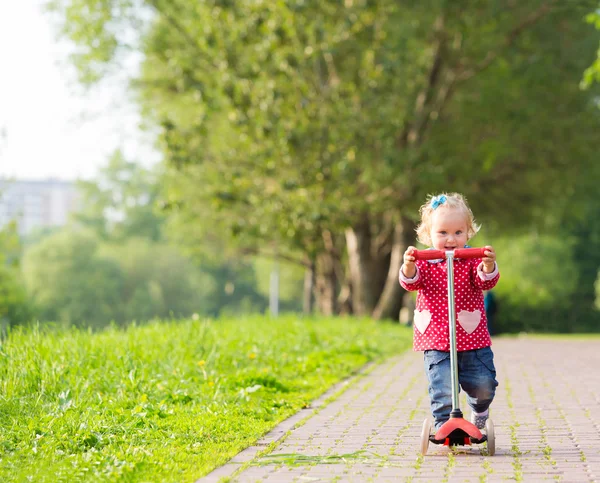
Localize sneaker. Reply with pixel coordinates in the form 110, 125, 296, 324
471, 412, 488, 430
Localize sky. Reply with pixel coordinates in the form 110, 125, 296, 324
0, 0, 160, 181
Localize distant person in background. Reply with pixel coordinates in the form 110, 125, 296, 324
484, 291, 498, 336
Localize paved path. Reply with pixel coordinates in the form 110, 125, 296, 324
198, 337, 600, 482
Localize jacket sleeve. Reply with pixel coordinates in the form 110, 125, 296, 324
399, 262, 426, 291
471, 259, 500, 290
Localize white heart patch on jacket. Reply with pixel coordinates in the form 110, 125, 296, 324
413, 310, 432, 334
457, 310, 482, 334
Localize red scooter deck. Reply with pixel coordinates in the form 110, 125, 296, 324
432, 417, 484, 445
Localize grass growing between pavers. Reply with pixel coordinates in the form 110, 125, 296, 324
250, 450, 384, 466
0, 315, 412, 482
504, 376, 524, 481
479, 459, 494, 482
529, 383, 557, 467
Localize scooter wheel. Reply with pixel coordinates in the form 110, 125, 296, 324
420, 418, 432, 455
485, 418, 495, 456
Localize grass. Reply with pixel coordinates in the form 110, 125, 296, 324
504, 377, 523, 481
0, 315, 411, 482
250, 450, 381, 466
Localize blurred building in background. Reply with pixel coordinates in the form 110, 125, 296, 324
0, 179, 79, 236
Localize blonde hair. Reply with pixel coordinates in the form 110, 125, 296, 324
415, 192, 480, 246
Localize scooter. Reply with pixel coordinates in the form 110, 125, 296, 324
412, 247, 495, 456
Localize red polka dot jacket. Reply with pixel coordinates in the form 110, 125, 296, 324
399, 258, 499, 352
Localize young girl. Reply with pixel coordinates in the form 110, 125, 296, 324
399, 192, 499, 431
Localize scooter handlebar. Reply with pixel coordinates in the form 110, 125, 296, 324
412, 247, 488, 260
412, 249, 445, 260
454, 247, 488, 259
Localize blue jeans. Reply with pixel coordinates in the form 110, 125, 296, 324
423, 347, 498, 429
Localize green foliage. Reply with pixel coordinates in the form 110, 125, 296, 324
132, 1, 600, 247
0, 223, 34, 325
21, 230, 124, 327
72, 152, 271, 319
476, 229, 596, 334
99, 238, 215, 320
140, 0, 445, 255
492, 302, 600, 334
491, 233, 578, 309
0, 315, 411, 482
46, 0, 138, 84
253, 257, 304, 312
595, 274, 600, 310
427, 5, 600, 229
568, 200, 600, 311
0, 266, 32, 326
20, 226, 269, 326
76, 150, 165, 242
0, 221, 21, 268
48, 0, 600, 325
199, 260, 269, 317
22, 226, 63, 247
582, 9, 600, 88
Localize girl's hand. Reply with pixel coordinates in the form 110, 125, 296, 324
402, 246, 417, 278
482, 245, 496, 273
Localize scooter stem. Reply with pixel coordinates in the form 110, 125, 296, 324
446, 251, 462, 416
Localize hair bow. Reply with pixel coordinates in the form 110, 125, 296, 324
430, 194, 447, 210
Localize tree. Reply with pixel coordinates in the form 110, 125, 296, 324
0, 222, 33, 326
0, 267, 31, 326
76, 150, 165, 242
49, 0, 600, 321
21, 230, 124, 327
99, 238, 220, 319
582, 6, 600, 89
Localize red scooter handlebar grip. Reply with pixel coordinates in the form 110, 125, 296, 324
453, 247, 488, 259
411, 247, 488, 260
412, 249, 445, 260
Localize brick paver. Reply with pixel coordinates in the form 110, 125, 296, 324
198, 337, 600, 482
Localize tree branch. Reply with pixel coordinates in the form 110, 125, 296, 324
397, 2, 557, 154
456, 2, 555, 82
147, 0, 220, 74
398, 14, 446, 150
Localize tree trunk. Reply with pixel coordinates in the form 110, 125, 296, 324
337, 280, 353, 315
303, 257, 315, 314
314, 251, 337, 315
345, 216, 377, 316
399, 291, 416, 325
372, 215, 416, 321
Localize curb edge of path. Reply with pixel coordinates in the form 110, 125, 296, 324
195, 359, 384, 483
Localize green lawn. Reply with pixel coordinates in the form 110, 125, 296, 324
0, 315, 411, 482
